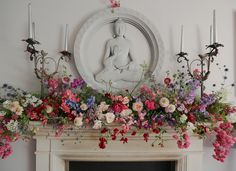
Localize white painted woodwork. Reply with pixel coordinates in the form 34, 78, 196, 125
33, 124, 203, 171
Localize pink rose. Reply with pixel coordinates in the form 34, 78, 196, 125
145, 100, 156, 110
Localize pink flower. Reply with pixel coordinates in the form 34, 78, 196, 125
132, 102, 143, 112
48, 78, 59, 90
145, 100, 156, 110
112, 102, 127, 113
62, 76, 70, 85
109, 0, 120, 8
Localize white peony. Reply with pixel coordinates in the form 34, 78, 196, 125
80, 103, 88, 111
74, 116, 83, 127
93, 120, 102, 129
105, 112, 115, 124
98, 102, 109, 112
187, 122, 196, 132
122, 96, 130, 104
120, 109, 132, 118
45, 105, 53, 113
180, 114, 188, 123
15, 106, 23, 115
226, 113, 236, 123
165, 104, 176, 113
132, 102, 143, 112
159, 97, 170, 108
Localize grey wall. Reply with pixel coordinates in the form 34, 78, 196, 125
0, 0, 236, 171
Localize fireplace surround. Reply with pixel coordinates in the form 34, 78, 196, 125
33, 123, 203, 171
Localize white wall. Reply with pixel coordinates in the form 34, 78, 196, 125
0, 0, 236, 171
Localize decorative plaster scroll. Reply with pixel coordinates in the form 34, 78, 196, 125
74, 8, 164, 91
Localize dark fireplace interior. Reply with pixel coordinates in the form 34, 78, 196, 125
68, 161, 176, 171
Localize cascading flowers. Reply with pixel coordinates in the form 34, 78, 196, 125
0, 71, 235, 162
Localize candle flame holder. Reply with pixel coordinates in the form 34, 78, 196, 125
22, 38, 71, 97
177, 42, 224, 97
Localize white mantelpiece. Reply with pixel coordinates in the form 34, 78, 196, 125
33, 125, 203, 171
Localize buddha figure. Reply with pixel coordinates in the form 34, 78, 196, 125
95, 18, 141, 86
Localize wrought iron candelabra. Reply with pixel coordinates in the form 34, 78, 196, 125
176, 42, 224, 97
22, 38, 71, 97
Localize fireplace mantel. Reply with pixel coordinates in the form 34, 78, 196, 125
33, 123, 203, 171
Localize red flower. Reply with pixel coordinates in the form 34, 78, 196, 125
112, 102, 127, 113
113, 128, 119, 135
143, 133, 149, 142
187, 113, 196, 123
120, 137, 128, 144
101, 128, 108, 134
110, 0, 120, 8
153, 129, 160, 134
111, 134, 117, 140
145, 100, 156, 110
131, 131, 136, 136
99, 137, 107, 149
164, 77, 171, 85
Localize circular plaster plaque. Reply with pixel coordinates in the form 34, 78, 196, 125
74, 8, 164, 92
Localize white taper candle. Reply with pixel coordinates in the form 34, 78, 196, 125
210, 25, 213, 45
64, 24, 68, 51
180, 25, 184, 52
213, 9, 217, 43
32, 22, 35, 40
28, 3, 32, 39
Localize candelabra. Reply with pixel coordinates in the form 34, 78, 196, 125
176, 42, 224, 97
22, 38, 71, 97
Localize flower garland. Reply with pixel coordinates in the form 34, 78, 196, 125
0, 71, 236, 162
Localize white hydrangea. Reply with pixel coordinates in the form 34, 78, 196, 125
22, 94, 42, 107
0, 111, 6, 117
187, 122, 196, 132
6, 120, 18, 132
226, 113, 236, 123
179, 114, 188, 123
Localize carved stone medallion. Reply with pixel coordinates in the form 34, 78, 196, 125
74, 8, 164, 92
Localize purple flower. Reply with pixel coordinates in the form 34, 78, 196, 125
201, 94, 216, 106
70, 78, 85, 89
86, 96, 95, 108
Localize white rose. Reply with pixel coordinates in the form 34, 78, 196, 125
180, 114, 188, 123
95, 110, 105, 120
45, 105, 53, 113
187, 122, 196, 132
132, 102, 143, 112
105, 112, 115, 124
159, 97, 170, 108
122, 97, 130, 104
74, 116, 83, 127
80, 103, 88, 111
3, 100, 10, 109
120, 109, 132, 118
15, 106, 23, 115
165, 104, 176, 113
99, 102, 109, 112
93, 120, 102, 129
226, 113, 236, 123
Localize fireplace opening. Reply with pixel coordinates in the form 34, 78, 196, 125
68, 161, 176, 171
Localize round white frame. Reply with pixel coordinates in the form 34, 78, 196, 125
74, 8, 164, 91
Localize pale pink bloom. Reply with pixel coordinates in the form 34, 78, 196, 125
132, 102, 143, 112
159, 97, 170, 108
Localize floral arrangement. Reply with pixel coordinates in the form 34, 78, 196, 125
0, 69, 236, 162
